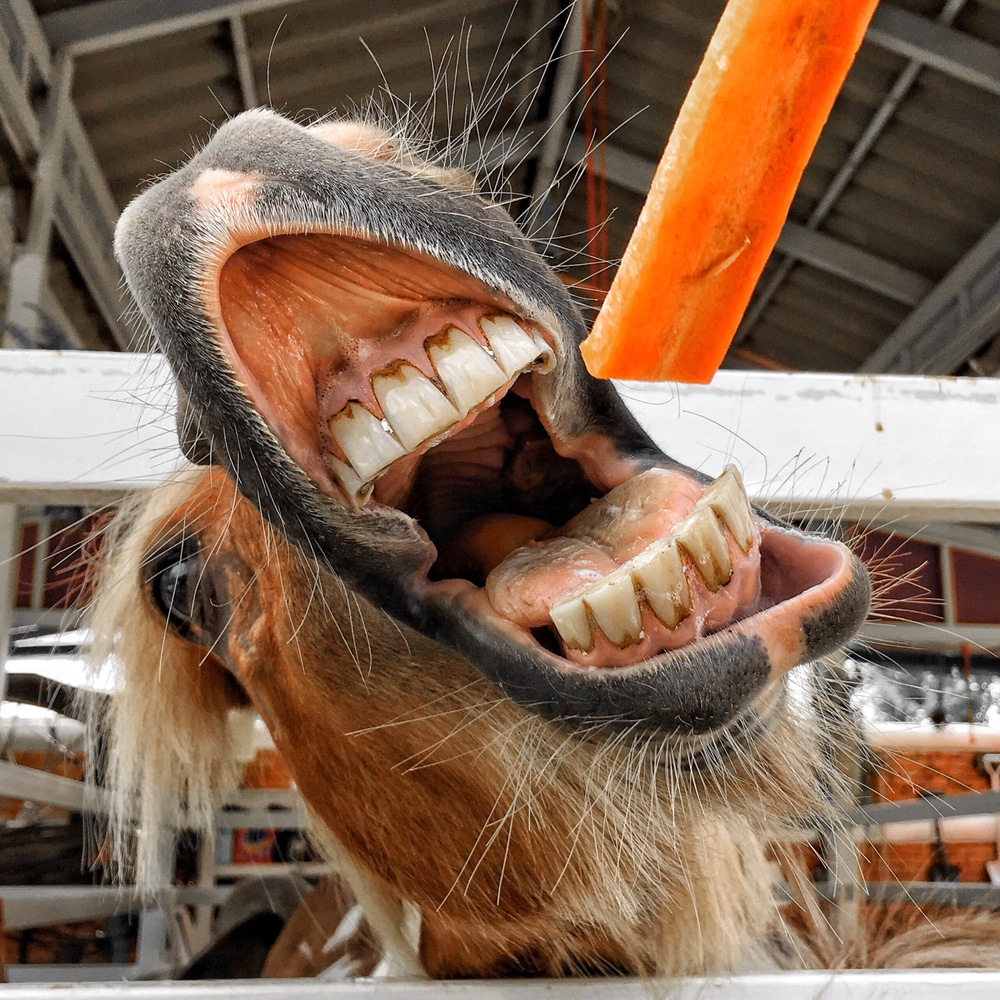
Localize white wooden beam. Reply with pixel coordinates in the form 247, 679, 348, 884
861, 216, 1000, 375
2, 352, 1000, 523
621, 370, 1000, 523
0, 969, 999, 997
0, 350, 180, 504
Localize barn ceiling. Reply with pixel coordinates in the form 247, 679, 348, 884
2, 0, 1000, 377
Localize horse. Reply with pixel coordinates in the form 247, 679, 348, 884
88, 107, 999, 977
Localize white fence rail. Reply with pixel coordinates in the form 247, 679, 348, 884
2, 351, 1000, 520
2, 969, 1000, 997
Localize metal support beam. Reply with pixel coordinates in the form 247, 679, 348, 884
0, 4, 135, 349
565, 137, 932, 304
856, 621, 1000, 652
530, 1, 587, 214
855, 789, 1000, 826
867, 3, 1000, 98
0, 760, 111, 814
889, 521, 1000, 557
860, 882, 1000, 909
0, 503, 16, 702
2, 51, 81, 350
23, 52, 74, 257
39, 0, 1000, 101
0, 885, 233, 933
777, 221, 932, 306
0, 1, 52, 161
134, 907, 172, 978
513, 0, 552, 114
813, 658, 863, 938
860, 215, 1000, 373
42, 0, 304, 54
736, 0, 968, 347
229, 14, 258, 110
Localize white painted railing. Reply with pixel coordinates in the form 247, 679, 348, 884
3, 351, 1000, 520
2, 969, 1000, 996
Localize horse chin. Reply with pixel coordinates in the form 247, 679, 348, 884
115, 108, 870, 735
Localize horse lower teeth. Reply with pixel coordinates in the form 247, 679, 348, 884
549, 467, 754, 652
583, 570, 644, 647
677, 506, 732, 593
632, 540, 691, 631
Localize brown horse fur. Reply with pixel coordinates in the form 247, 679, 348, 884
87, 465, 1000, 977
90, 467, 825, 976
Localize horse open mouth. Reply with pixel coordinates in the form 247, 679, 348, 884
212, 231, 851, 675
115, 109, 870, 732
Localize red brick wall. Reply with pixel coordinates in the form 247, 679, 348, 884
864, 749, 998, 884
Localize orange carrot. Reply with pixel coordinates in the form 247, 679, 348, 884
579, 0, 878, 383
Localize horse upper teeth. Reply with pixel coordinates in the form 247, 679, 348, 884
549, 467, 753, 652
327, 317, 548, 496
428, 328, 507, 416
482, 316, 554, 377
372, 363, 460, 450
328, 401, 407, 482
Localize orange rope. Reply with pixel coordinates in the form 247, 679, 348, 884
581, 0, 608, 299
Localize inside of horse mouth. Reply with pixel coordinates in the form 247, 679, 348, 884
213, 232, 840, 670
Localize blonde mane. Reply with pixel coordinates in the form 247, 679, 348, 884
88, 471, 248, 887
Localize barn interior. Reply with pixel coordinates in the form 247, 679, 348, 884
1, 0, 1000, 990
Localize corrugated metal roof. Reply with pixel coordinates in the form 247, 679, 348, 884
8, 0, 1000, 375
